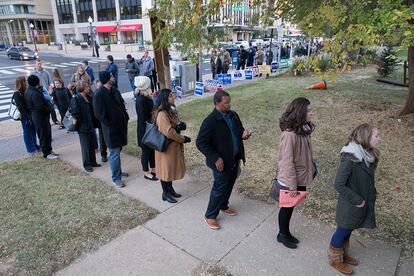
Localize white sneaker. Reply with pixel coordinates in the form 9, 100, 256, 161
50, 151, 60, 156
46, 154, 59, 160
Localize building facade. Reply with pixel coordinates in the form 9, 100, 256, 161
0, 0, 55, 46
51, 0, 153, 46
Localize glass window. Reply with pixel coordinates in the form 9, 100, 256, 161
56, 0, 74, 24
119, 0, 142, 20
75, 0, 93, 23
96, 0, 116, 22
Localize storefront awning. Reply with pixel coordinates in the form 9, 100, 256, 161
96, 24, 142, 33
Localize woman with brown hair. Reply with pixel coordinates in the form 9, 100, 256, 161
327, 123, 380, 275
71, 65, 91, 87
276, 97, 315, 249
51, 78, 72, 129
154, 88, 191, 203
70, 80, 100, 172
13, 76, 40, 153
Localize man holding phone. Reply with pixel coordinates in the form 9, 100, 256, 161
196, 90, 252, 230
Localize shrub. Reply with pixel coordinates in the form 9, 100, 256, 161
377, 46, 398, 77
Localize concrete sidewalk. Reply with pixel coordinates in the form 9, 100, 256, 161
55, 141, 404, 276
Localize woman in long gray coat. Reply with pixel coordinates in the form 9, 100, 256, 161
328, 123, 380, 275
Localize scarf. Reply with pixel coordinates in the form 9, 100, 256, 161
340, 141, 374, 168
296, 122, 315, 136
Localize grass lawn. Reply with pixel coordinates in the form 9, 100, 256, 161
0, 156, 158, 275
126, 67, 413, 258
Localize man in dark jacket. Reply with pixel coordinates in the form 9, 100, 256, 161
237, 46, 249, 70
93, 71, 129, 188
82, 60, 95, 83
105, 55, 118, 88
246, 42, 256, 67
196, 90, 252, 230
25, 75, 58, 160
125, 54, 139, 91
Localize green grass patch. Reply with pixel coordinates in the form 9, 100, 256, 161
127, 68, 413, 258
0, 156, 158, 275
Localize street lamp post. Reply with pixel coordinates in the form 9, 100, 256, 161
29, 23, 37, 51
88, 16, 96, 57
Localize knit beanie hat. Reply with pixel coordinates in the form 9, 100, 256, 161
134, 76, 151, 91
28, 75, 40, 87
99, 71, 111, 85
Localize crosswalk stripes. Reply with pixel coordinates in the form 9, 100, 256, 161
0, 70, 15, 75
0, 94, 12, 99
12, 68, 31, 74
53, 64, 68, 68
0, 83, 13, 121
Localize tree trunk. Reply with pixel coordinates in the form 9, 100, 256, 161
150, 16, 171, 89
399, 46, 414, 116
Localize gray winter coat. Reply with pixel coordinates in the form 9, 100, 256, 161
334, 153, 377, 230
125, 58, 140, 80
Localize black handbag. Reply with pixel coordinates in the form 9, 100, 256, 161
142, 122, 171, 152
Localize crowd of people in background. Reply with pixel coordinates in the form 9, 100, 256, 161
11, 45, 380, 275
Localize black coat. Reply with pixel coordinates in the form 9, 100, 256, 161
93, 86, 129, 148
24, 85, 49, 120
335, 154, 377, 230
196, 108, 246, 171
52, 87, 72, 110
70, 95, 98, 133
135, 94, 154, 147
13, 91, 30, 118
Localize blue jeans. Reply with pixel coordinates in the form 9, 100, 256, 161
21, 115, 39, 153
330, 227, 353, 248
108, 147, 122, 182
205, 162, 239, 219
129, 79, 136, 92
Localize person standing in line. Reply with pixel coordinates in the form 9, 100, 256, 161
13, 76, 40, 153
255, 46, 264, 65
82, 60, 95, 83
154, 89, 191, 203
25, 75, 58, 160
138, 50, 155, 92
52, 69, 63, 83
220, 47, 231, 73
237, 46, 248, 70
275, 97, 315, 249
196, 90, 252, 230
125, 54, 140, 91
246, 42, 256, 67
51, 79, 72, 129
93, 79, 108, 162
31, 59, 59, 125
327, 123, 380, 275
134, 76, 157, 181
106, 55, 118, 88
210, 49, 221, 79
71, 65, 91, 87
70, 80, 101, 172
93, 71, 129, 188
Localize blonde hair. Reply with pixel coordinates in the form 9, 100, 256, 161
348, 123, 380, 169
135, 87, 152, 98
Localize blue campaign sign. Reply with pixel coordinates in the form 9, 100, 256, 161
216, 74, 224, 82
175, 86, 182, 99
194, 81, 204, 96
245, 69, 253, 80
223, 74, 232, 85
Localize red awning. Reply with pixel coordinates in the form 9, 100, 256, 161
96, 24, 142, 33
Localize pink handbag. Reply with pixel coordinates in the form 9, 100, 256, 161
279, 190, 308, 208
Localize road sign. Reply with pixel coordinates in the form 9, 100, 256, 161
245, 69, 253, 80
206, 79, 223, 91
194, 82, 204, 96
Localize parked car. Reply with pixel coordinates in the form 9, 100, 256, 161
6, 46, 38, 60
234, 40, 250, 49
250, 39, 264, 47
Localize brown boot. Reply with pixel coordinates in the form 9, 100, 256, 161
344, 240, 359, 266
328, 244, 353, 275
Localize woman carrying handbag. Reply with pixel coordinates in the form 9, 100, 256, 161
276, 97, 315, 249
154, 89, 191, 203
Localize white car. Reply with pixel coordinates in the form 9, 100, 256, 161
250, 39, 264, 47
234, 40, 250, 49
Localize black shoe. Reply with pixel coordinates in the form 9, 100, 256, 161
84, 167, 93, 172
277, 233, 297, 249
168, 186, 182, 198
101, 156, 108, 162
144, 175, 158, 181
151, 172, 156, 176
162, 192, 177, 203
92, 163, 102, 168
288, 233, 299, 244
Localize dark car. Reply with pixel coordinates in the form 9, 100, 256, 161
6, 46, 38, 60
